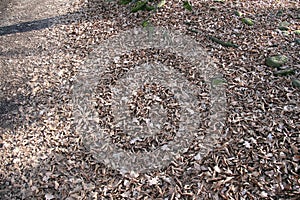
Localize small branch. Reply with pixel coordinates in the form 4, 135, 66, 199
187, 28, 200, 34
207, 36, 239, 48
187, 28, 238, 48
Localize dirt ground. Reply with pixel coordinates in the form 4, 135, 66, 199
0, 0, 10, 16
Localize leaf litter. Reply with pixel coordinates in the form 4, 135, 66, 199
0, 0, 299, 199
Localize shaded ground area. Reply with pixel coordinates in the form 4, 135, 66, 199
0, 0, 10, 15
0, 17, 58, 36
0, 0, 299, 199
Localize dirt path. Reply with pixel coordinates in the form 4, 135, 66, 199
0, 0, 80, 128
0, 0, 10, 18
0, 0, 75, 26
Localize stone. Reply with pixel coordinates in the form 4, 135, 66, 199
292, 79, 300, 88
241, 18, 254, 26
294, 30, 300, 35
278, 21, 290, 31
265, 55, 288, 68
234, 10, 242, 17
273, 69, 295, 76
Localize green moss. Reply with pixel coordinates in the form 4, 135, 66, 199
119, 0, 132, 5
183, 1, 192, 11
294, 30, 300, 35
234, 10, 242, 17
142, 20, 149, 27
211, 78, 227, 86
273, 69, 295, 76
280, 31, 289, 37
157, 0, 166, 8
279, 26, 289, 31
208, 36, 239, 48
278, 21, 290, 31
131, 1, 147, 13
276, 10, 283, 17
292, 79, 300, 88
265, 55, 288, 68
241, 18, 254, 26
145, 5, 154, 11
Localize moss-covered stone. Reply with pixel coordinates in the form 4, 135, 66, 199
273, 69, 295, 76
144, 5, 154, 11
211, 78, 227, 86
142, 20, 150, 27
282, 31, 289, 36
234, 10, 242, 17
276, 10, 283, 17
279, 26, 289, 31
241, 18, 254, 26
278, 21, 290, 31
131, 1, 147, 13
157, 0, 166, 8
294, 30, 300, 35
119, 0, 132, 5
183, 1, 192, 11
265, 55, 288, 68
208, 36, 239, 48
292, 79, 300, 88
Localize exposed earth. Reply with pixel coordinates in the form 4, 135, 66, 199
0, 0, 299, 199
0, 0, 9, 17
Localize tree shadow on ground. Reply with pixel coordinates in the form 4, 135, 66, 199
0, 0, 153, 37
0, 16, 61, 36
0, 92, 47, 135
0, 94, 28, 130
0, 0, 117, 36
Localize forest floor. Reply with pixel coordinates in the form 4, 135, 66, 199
0, 0, 299, 199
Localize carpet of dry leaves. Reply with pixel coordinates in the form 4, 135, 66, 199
0, 0, 299, 199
